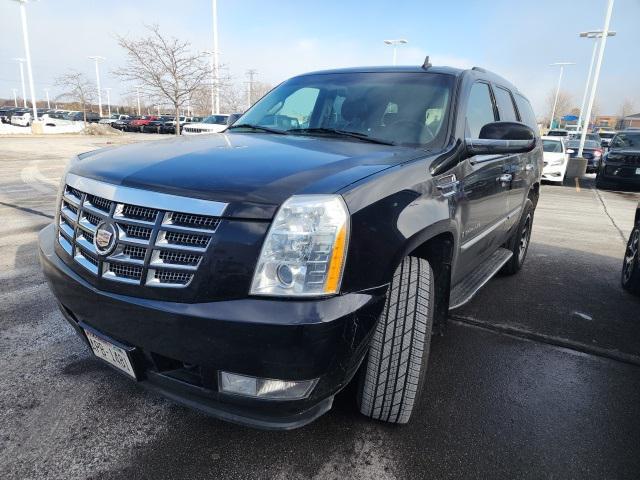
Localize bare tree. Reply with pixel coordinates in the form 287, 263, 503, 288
620, 98, 635, 119
54, 71, 96, 125
249, 81, 274, 106
546, 89, 574, 126
113, 24, 210, 134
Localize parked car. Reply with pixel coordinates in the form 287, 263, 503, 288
65, 111, 101, 123
598, 130, 617, 148
565, 139, 603, 173
99, 114, 131, 125
622, 203, 640, 295
10, 110, 32, 127
547, 129, 569, 137
140, 120, 167, 134
0, 107, 21, 124
541, 136, 571, 183
596, 130, 640, 190
38, 64, 542, 429
567, 132, 601, 144
182, 114, 230, 135
128, 115, 158, 132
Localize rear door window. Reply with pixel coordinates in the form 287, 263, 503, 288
466, 82, 496, 138
514, 94, 538, 130
493, 86, 518, 122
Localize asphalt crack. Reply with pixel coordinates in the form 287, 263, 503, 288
594, 188, 628, 245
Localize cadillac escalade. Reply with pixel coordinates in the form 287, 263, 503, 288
39, 63, 542, 429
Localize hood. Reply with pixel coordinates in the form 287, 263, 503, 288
70, 132, 423, 219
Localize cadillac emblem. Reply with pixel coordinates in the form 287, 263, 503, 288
94, 221, 118, 256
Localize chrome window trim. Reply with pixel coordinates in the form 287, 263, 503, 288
66, 173, 228, 217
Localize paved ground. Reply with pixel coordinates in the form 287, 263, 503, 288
1, 136, 639, 479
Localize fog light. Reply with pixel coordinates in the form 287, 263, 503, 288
219, 372, 318, 400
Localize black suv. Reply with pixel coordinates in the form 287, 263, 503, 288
622, 203, 640, 295
39, 65, 542, 429
596, 130, 640, 190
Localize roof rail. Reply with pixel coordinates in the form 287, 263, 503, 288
472, 66, 486, 72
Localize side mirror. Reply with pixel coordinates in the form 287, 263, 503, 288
466, 121, 536, 156
227, 113, 242, 126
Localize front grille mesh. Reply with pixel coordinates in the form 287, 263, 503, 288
56, 182, 222, 288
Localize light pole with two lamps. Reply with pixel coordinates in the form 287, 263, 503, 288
383, 39, 408, 65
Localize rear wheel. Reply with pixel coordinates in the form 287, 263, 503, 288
358, 256, 434, 424
622, 225, 640, 296
501, 198, 534, 275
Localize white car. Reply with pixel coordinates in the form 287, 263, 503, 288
542, 136, 572, 183
99, 114, 130, 125
182, 114, 229, 135
10, 111, 32, 127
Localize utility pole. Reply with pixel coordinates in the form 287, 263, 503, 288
246, 69, 257, 109
44, 88, 50, 109
14, 58, 27, 108
212, 0, 220, 114
105, 88, 112, 117
383, 39, 408, 65
12, 89, 18, 107
88, 56, 105, 117
578, 0, 614, 158
14, 0, 37, 120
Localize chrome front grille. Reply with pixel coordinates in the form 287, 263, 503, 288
56, 174, 228, 288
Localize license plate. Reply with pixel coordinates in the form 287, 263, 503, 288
84, 328, 137, 379
636, 168, 640, 175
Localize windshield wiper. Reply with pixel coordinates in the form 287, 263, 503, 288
288, 128, 395, 145
227, 123, 287, 135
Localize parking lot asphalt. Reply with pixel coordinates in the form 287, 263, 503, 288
1, 136, 639, 480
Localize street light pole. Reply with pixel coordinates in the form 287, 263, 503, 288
246, 69, 257, 109
88, 56, 105, 117
14, 0, 37, 120
14, 58, 27, 108
383, 39, 408, 65
548, 62, 575, 130
44, 88, 50, 109
135, 86, 141, 116
105, 88, 112, 117
577, 30, 616, 133
578, 0, 615, 158
211, 0, 220, 114
12, 89, 18, 107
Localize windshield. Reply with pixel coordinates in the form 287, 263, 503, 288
203, 115, 228, 125
599, 132, 616, 139
566, 140, 599, 148
547, 130, 568, 136
542, 139, 562, 153
235, 72, 454, 146
610, 132, 640, 149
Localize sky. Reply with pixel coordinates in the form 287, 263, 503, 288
0, 0, 638, 119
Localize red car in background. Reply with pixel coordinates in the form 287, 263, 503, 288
128, 115, 158, 132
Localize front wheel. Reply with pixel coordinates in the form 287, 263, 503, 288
622, 224, 640, 296
357, 256, 434, 424
501, 198, 534, 275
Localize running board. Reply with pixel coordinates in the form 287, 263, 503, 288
449, 247, 513, 310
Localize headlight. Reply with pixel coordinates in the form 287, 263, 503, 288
250, 194, 350, 297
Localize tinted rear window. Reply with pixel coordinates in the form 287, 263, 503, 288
513, 94, 538, 131
542, 140, 562, 153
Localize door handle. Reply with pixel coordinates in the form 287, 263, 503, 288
497, 173, 512, 184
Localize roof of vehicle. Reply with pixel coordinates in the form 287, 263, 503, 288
541, 136, 563, 141
297, 65, 521, 94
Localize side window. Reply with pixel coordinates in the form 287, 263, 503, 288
466, 82, 496, 138
514, 94, 538, 131
493, 86, 518, 122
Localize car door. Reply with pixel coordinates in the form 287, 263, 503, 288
493, 85, 527, 230
454, 81, 510, 283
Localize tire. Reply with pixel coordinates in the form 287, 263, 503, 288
358, 256, 434, 424
622, 224, 640, 296
501, 198, 534, 275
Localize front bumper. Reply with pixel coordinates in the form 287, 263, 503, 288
38, 224, 384, 429
599, 164, 640, 186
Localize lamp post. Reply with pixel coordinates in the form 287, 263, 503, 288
548, 62, 575, 130
246, 69, 257, 109
14, 58, 27, 108
88, 56, 105, 117
135, 86, 141, 116
383, 39, 408, 65
105, 88, 112, 117
211, 0, 220, 114
577, 30, 616, 133
203, 50, 216, 115
43, 88, 50, 109
12, 1, 37, 120
578, 0, 615, 158
12, 89, 18, 107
